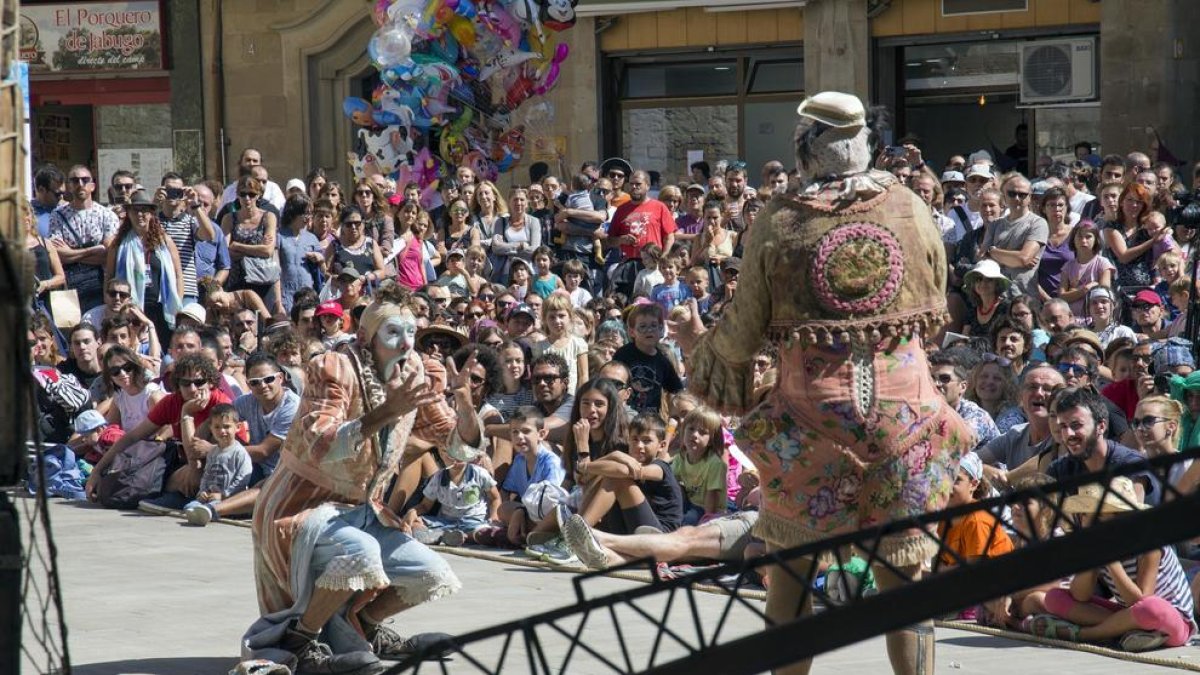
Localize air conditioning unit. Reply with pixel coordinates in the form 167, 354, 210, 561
1019, 38, 1097, 105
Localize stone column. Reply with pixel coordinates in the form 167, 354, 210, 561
803, 0, 869, 99
1100, 0, 1200, 163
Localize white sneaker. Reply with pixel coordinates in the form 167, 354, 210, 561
184, 504, 213, 527
1120, 630, 1168, 652
563, 515, 611, 570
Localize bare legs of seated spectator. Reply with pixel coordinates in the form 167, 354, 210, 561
564, 510, 759, 568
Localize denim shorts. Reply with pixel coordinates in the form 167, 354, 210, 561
309, 504, 461, 604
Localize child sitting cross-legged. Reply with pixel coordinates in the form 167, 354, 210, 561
1027, 476, 1197, 652
182, 403, 252, 526
403, 446, 501, 547
572, 413, 683, 536
480, 406, 566, 547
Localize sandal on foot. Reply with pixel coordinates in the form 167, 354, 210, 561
1025, 614, 1081, 642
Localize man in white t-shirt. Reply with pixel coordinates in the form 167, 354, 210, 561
218, 148, 285, 211
946, 163, 994, 245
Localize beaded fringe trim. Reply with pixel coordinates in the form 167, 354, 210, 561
765, 308, 949, 347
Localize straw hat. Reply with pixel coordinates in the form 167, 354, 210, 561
1063, 477, 1148, 515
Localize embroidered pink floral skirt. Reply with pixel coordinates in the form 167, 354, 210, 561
740, 336, 973, 566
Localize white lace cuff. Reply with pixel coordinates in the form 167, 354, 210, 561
326, 420, 365, 464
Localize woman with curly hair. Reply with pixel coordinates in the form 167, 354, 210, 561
104, 189, 183, 345
1103, 182, 1157, 290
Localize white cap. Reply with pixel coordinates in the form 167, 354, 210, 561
965, 164, 993, 180
285, 178, 306, 193
179, 302, 206, 325
940, 170, 965, 183
796, 91, 866, 129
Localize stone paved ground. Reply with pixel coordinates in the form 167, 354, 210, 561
15, 496, 1199, 674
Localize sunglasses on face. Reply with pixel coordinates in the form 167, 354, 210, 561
1006, 190, 1030, 200
178, 377, 209, 388
478, 294, 495, 301
1131, 416, 1166, 429
342, 220, 363, 228
450, 208, 469, 215
532, 374, 563, 384
109, 290, 131, 299
107, 362, 138, 376
469, 311, 484, 319
1057, 363, 1089, 377
68, 176, 93, 184
607, 171, 625, 179
1133, 303, 1156, 311
933, 373, 957, 384
248, 373, 280, 387
239, 192, 259, 199
355, 190, 373, 196
114, 183, 135, 191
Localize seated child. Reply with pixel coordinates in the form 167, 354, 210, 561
182, 403, 252, 526
574, 414, 683, 535
69, 408, 124, 474
404, 447, 501, 547
1030, 476, 1196, 652
1167, 278, 1190, 338
670, 406, 729, 526
487, 407, 566, 547
936, 452, 1014, 569
1154, 249, 1185, 320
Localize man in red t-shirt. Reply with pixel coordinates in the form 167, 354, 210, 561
606, 170, 677, 262
84, 353, 233, 506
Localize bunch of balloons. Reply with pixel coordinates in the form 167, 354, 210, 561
344, 0, 575, 201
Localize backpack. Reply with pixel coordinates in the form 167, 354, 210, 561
97, 444, 167, 509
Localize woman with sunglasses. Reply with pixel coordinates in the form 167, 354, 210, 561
85, 346, 167, 508
223, 176, 281, 312
106, 189, 184, 346
352, 178, 396, 268
437, 197, 480, 260
326, 205, 386, 285
277, 195, 325, 313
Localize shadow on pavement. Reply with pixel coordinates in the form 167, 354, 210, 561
938, 635, 1034, 649
74, 656, 237, 674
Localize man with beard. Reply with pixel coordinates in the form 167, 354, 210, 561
1046, 386, 1154, 503
1055, 346, 1133, 445
606, 170, 677, 265
977, 363, 1064, 487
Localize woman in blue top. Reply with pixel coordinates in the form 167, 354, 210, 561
276, 195, 325, 313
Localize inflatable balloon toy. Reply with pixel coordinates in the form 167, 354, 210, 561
490, 125, 525, 172
357, 126, 411, 176
540, 0, 577, 31
343, 97, 378, 127
439, 108, 474, 166
367, 25, 413, 69
463, 149, 499, 183
478, 47, 538, 81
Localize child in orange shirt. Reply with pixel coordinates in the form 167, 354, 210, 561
937, 451, 1014, 569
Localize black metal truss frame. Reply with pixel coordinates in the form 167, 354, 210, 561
386, 449, 1200, 675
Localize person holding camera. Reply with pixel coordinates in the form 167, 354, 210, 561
157, 171, 217, 307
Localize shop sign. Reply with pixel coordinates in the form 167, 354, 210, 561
19, 1, 164, 74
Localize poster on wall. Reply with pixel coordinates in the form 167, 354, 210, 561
33, 112, 72, 164
19, 1, 164, 74
97, 148, 174, 189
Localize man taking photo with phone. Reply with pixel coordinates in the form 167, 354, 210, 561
158, 171, 218, 306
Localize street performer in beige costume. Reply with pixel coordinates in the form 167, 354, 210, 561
674, 92, 974, 675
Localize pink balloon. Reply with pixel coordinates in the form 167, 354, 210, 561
535, 63, 560, 95
554, 43, 569, 63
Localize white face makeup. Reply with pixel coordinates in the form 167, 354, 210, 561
375, 314, 418, 379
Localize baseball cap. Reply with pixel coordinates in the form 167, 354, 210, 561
337, 267, 362, 281
1031, 180, 1051, 196
178, 302, 206, 325
508, 303, 536, 320
1133, 289, 1163, 306
285, 178, 306, 193
447, 247, 466, 259
721, 257, 742, 272
685, 183, 706, 194
940, 170, 965, 184
315, 300, 344, 319
965, 164, 993, 180
74, 409, 108, 434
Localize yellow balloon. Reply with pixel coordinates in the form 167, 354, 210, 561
449, 16, 476, 47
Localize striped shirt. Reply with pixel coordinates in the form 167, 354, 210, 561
1099, 546, 1196, 628
160, 212, 201, 299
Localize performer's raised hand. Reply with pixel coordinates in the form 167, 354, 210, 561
383, 365, 440, 418
446, 350, 479, 395
665, 298, 706, 356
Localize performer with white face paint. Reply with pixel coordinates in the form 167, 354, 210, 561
243, 282, 483, 675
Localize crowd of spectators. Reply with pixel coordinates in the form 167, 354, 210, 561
24, 138, 1200, 655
